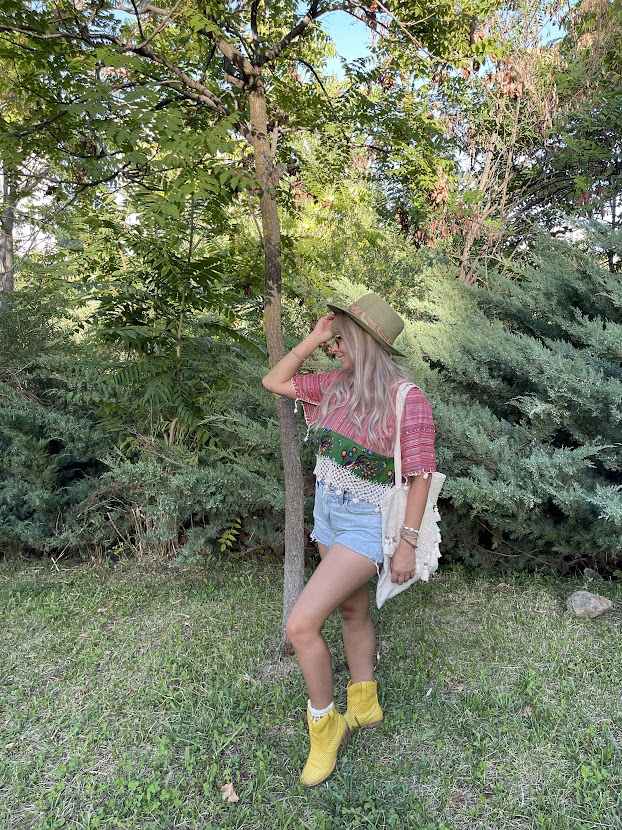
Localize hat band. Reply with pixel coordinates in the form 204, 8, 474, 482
348, 303, 394, 345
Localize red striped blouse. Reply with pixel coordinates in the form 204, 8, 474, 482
291, 370, 436, 477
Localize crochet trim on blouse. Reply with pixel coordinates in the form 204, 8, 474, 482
314, 457, 390, 505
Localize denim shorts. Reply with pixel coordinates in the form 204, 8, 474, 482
311, 480, 384, 565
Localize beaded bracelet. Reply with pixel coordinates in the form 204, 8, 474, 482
402, 525, 420, 535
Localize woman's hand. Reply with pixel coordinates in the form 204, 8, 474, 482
262, 312, 336, 397
310, 312, 336, 344
390, 539, 416, 584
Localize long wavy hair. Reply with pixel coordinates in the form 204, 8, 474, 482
313, 313, 408, 445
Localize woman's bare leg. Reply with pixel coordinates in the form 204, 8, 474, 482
285, 542, 377, 709
317, 543, 376, 684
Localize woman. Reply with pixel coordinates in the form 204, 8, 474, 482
262, 293, 436, 787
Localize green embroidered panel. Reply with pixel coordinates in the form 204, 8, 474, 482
313, 428, 395, 485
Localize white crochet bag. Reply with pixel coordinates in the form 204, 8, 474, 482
376, 383, 445, 609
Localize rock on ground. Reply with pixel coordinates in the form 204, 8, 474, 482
566, 590, 614, 619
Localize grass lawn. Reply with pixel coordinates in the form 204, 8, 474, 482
1, 557, 621, 830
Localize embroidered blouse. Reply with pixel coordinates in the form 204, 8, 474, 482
291, 369, 436, 505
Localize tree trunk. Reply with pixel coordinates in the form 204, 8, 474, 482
607, 189, 617, 273
498, 98, 521, 219
0, 164, 15, 292
459, 220, 479, 285
247, 70, 306, 655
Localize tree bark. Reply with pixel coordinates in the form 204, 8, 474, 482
0, 163, 15, 292
247, 69, 305, 655
607, 187, 617, 273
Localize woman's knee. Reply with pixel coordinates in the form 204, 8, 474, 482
285, 605, 320, 649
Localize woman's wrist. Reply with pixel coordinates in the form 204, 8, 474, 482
400, 526, 419, 547
288, 342, 313, 362
291, 334, 325, 362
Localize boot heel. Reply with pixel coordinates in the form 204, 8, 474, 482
344, 680, 384, 732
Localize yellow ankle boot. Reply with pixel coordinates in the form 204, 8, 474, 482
344, 680, 383, 731
300, 708, 350, 787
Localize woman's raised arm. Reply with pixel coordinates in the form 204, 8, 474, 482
262, 313, 335, 398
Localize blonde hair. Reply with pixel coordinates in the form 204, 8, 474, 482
313, 313, 408, 445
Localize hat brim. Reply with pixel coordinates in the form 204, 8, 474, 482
327, 302, 405, 357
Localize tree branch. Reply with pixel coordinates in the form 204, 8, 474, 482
0, 33, 38, 53
129, 0, 146, 40
127, 41, 231, 116
11, 109, 69, 139
110, 3, 172, 14
250, 0, 260, 62
200, 42, 218, 84
154, 80, 250, 139
132, 0, 185, 51
0, 22, 111, 41
369, 0, 445, 64
216, 37, 256, 80
259, 1, 323, 66
281, 56, 351, 146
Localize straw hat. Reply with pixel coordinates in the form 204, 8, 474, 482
327, 293, 405, 356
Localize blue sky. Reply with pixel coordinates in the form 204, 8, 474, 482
321, 10, 371, 72
319, 9, 564, 71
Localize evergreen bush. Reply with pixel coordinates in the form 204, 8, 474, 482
0, 287, 289, 561
408, 230, 622, 573
106, 352, 290, 562
0, 288, 117, 557
4, 219, 620, 574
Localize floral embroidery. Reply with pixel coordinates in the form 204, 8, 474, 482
313, 428, 394, 485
